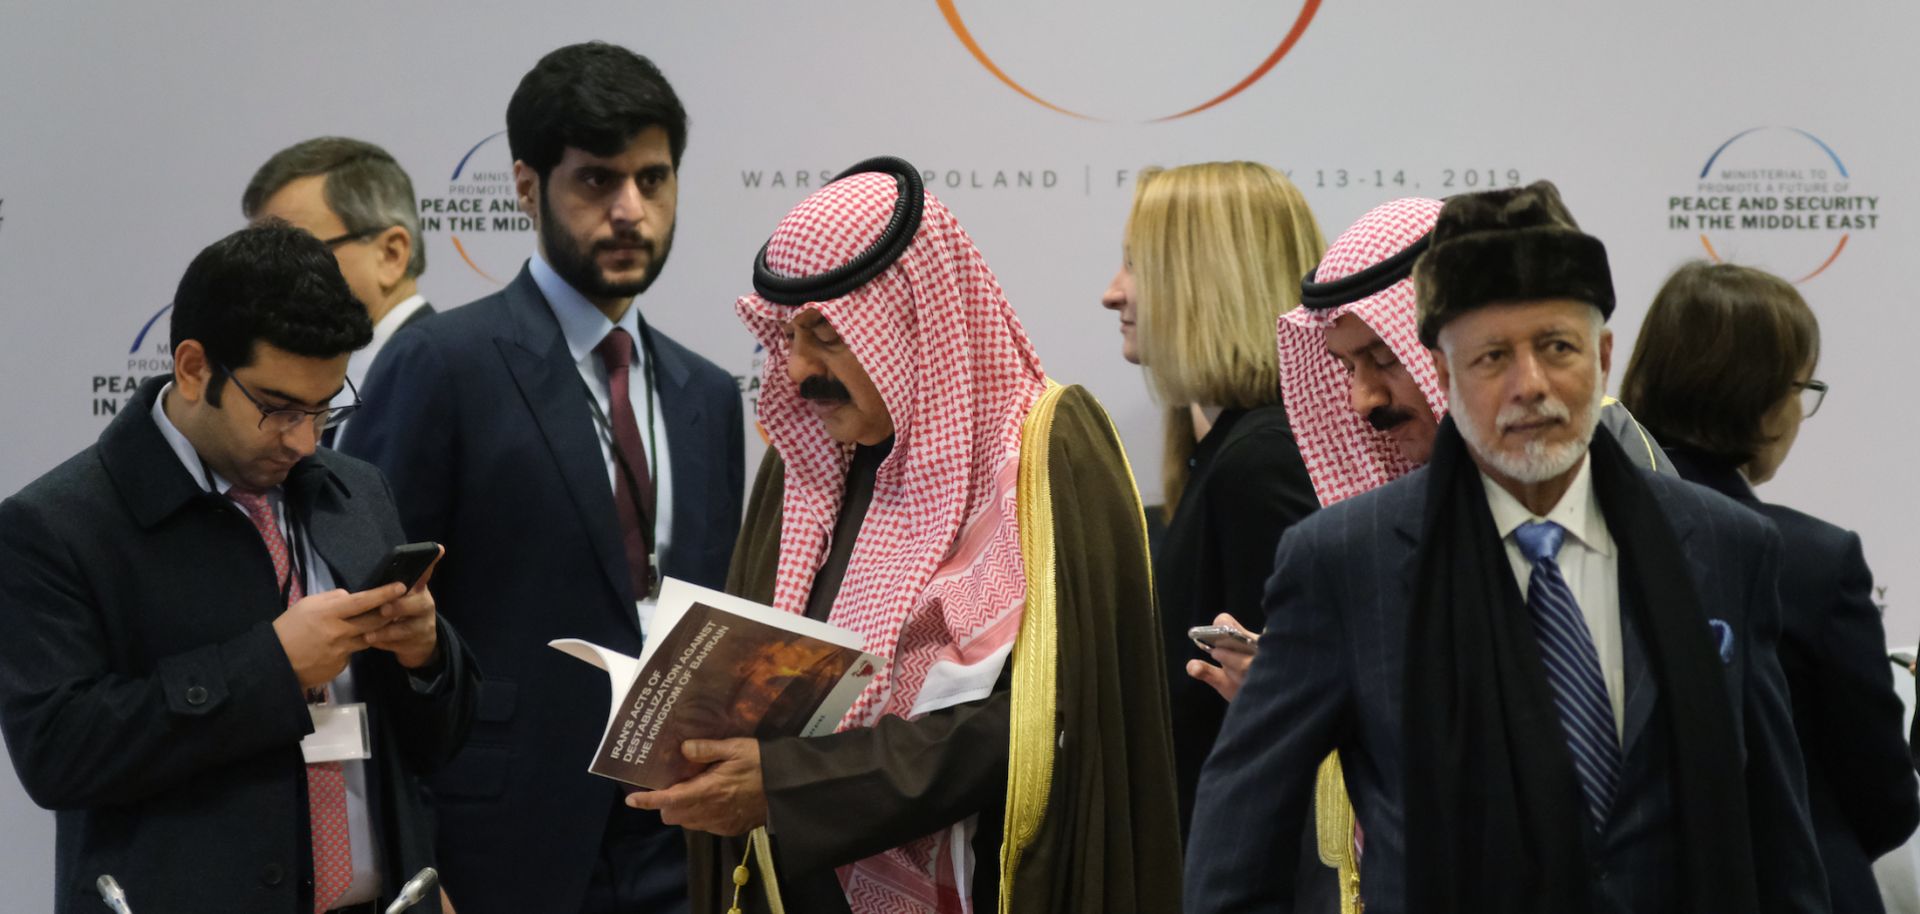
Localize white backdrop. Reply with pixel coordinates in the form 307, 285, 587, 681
4, 1, 1916, 905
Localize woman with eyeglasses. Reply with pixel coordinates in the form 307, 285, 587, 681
1621, 260, 1919, 914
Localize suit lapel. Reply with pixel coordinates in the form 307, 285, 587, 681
1618, 575, 1658, 756
1390, 473, 1425, 547
640, 321, 705, 576
292, 457, 388, 590
495, 268, 639, 634
1619, 499, 1698, 756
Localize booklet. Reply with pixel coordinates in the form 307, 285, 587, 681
550, 578, 884, 790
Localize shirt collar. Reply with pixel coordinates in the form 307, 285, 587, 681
149, 382, 244, 497
529, 251, 644, 365
374, 292, 428, 339
1479, 452, 1613, 557
344, 293, 430, 393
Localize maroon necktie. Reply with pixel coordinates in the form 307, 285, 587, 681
594, 327, 656, 599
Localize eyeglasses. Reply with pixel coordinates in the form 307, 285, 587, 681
317, 226, 387, 249
216, 363, 360, 434
1794, 379, 1828, 418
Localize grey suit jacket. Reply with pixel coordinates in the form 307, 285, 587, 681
1185, 461, 1826, 914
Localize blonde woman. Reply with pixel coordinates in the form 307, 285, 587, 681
1099, 161, 1324, 837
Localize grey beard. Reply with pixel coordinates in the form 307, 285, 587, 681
1452, 375, 1605, 485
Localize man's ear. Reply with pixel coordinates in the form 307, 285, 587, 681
173, 339, 211, 404
1429, 345, 1450, 394
374, 226, 413, 293
513, 160, 539, 219
1598, 327, 1614, 383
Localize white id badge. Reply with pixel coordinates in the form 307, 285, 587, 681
636, 599, 659, 640
301, 702, 371, 763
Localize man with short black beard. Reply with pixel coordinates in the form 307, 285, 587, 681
343, 42, 744, 914
1187, 182, 1826, 914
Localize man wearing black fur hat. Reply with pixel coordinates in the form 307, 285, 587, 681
1186, 181, 1827, 913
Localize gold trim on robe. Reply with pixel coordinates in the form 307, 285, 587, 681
1000, 380, 1066, 910
1315, 754, 1362, 914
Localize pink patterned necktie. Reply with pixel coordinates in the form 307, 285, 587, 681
228, 488, 352, 913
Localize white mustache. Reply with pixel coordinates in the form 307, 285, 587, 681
1496, 398, 1570, 432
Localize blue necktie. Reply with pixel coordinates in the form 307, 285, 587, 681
1514, 520, 1622, 830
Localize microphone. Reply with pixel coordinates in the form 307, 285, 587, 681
383, 867, 438, 914
96, 875, 133, 914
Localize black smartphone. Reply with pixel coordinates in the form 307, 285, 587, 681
357, 542, 441, 593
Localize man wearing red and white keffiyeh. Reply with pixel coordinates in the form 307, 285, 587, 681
1277, 197, 1671, 509
1278, 198, 1451, 505
638, 159, 1182, 914
1193, 198, 1457, 706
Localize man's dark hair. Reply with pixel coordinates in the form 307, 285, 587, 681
1620, 261, 1820, 464
169, 221, 373, 405
240, 136, 427, 279
507, 42, 688, 182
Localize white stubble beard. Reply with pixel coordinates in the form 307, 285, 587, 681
1451, 363, 1606, 484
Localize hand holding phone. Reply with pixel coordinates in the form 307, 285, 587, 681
273, 587, 404, 688
357, 542, 442, 594
1189, 624, 1257, 655
1188, 613, 1258, 702
358, 542, 445, 670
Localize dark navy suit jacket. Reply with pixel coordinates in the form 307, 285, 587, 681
1185, 456, 1828, 914
1668, 449, 1918, 913
344, 266, 744, 913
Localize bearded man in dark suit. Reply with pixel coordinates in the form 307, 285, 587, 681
342, 42, 743, 914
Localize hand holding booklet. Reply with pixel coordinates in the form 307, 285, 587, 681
550, 578, 884, 790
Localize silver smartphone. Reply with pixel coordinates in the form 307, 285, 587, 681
1188, 624, 1258, 655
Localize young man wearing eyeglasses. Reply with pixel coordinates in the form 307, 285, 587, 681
244, 136, 435, 446
0, 222, 478, 913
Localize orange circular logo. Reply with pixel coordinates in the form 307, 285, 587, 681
937, 0, 1323, 121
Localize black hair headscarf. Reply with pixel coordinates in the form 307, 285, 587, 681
1401, 416, 1760, 912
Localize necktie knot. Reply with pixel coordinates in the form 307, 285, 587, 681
1514, 520, 1566, 564
226, 487, 273, 519
596, 326, 634, 374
